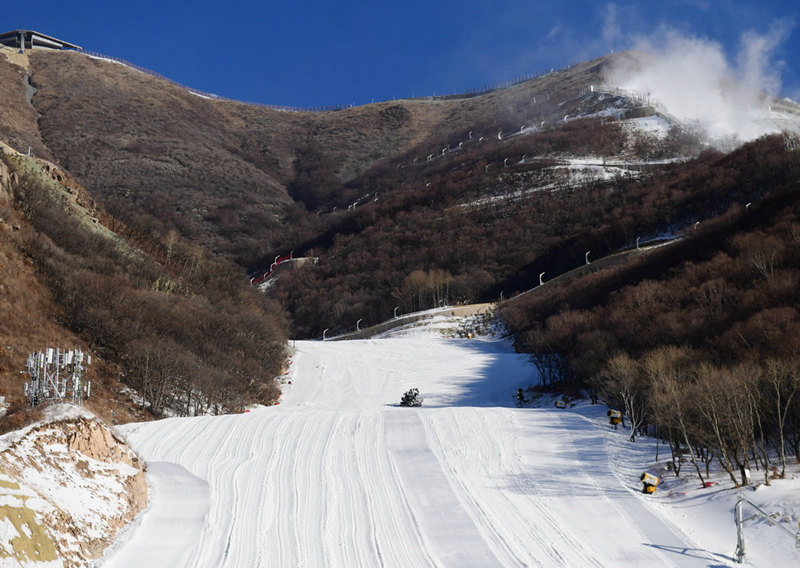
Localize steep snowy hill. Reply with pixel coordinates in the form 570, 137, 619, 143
101, 321, 800, 568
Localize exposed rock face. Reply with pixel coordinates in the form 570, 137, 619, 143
0, 141, 18, 202
0, 408, 147, 567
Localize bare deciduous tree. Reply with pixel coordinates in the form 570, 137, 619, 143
644, 346, 706, 485
763, 358, 800, 477
597, 353, 648, 442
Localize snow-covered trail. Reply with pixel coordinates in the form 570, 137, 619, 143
106, 335, 734, 567
101, 462, 210, 567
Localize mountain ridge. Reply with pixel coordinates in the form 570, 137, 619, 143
19, 48, 633, 261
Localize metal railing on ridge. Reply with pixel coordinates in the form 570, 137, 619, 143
75, 47, 578, 112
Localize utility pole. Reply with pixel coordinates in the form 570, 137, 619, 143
734, 493, 800, 563
735, 497, 745, 563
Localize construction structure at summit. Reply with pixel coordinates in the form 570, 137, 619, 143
0, 29, 81, 52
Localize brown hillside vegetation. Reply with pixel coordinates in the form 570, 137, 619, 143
15, 46, 761, 341
498, 135, 800, 484
0, 144, 148, 426
25, 49, 615, 264
265, 115, 702, 338
500, 134, 800, 363
0, 138, 286, 426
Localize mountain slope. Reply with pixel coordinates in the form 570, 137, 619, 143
21, 48, 621, 262
0, 141, 150, 425
0, 127, 286, 423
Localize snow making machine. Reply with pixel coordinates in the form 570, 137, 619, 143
400, 388, 423, 407
640, 472, 660, 494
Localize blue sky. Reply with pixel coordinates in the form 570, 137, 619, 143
4, 1, 799, 108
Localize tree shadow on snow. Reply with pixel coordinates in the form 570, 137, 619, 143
418, 338, 537, 408
498, 419, 636, 498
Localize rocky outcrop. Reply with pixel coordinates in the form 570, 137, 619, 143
0, 141, 20, 203
0, 407, 147, 567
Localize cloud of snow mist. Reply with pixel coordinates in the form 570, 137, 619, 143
737, 22, 791, 95
601, 3, 621, 53
606, 21, 794, 142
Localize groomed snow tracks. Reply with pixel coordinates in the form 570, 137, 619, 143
110, 337, 723, 567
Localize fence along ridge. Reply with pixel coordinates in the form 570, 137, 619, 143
76, 48, 580, 112
78, 49, 346, 112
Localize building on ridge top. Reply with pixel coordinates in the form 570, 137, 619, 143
0, 30, 81, 53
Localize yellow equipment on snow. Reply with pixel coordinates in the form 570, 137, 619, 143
640, 472, 660, 494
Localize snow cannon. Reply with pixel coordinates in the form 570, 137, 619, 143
400, 388, 423, 407
607, 409, 622, 428
640, 472, 660, 494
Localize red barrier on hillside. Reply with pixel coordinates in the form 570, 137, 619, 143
250, 252, 293, 286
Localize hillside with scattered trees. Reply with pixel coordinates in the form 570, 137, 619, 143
0, 142, 286, 425
498, 134, 800, 483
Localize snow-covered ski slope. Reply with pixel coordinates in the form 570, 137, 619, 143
103, 327, 800, 567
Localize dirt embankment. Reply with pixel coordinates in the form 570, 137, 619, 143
0, 409, 147, 567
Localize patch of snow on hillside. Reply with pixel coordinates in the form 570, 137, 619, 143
624, 115, 673, 138
6, 428, 134, 539
456, 158, 639, 210
0, 403, 94, 453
